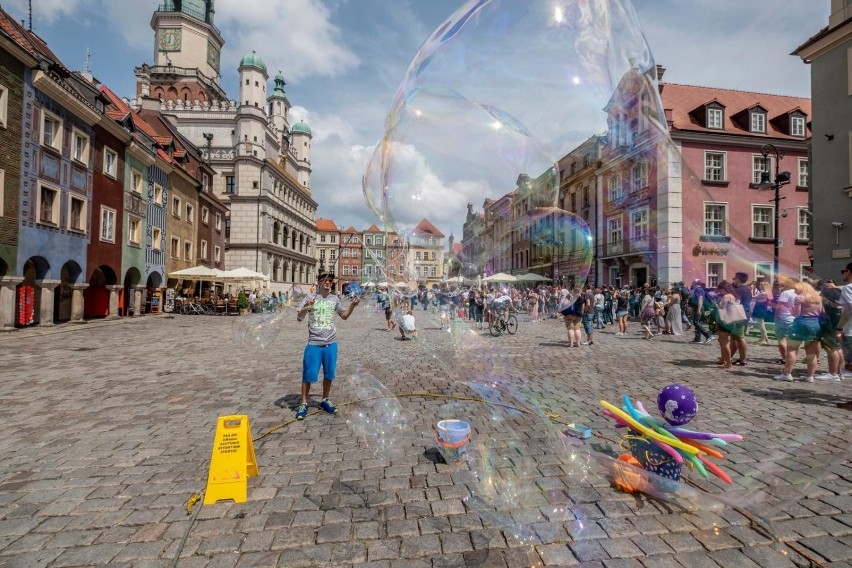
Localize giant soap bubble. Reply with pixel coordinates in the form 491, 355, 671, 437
360, 0, 851, 561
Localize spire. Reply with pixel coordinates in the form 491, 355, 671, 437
272, 70, 286, 97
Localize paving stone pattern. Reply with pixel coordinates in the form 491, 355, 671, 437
0, 306, 851, 567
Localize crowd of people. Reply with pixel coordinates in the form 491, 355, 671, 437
367, 264, 852, 389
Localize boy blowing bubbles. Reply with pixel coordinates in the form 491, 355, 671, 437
294, 271, 359, 420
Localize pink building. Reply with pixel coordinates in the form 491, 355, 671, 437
663, 82, 811, 286
597, 68, 811, 289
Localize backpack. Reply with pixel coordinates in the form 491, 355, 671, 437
561, 294, 586, 316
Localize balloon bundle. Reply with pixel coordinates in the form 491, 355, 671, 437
599, 384, 743, 489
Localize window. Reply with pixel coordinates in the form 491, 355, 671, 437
214, 246, 221, 263
353, 267, 359, 277
376, 237, 383, 246
200, 240, 208, 260
707, 262, 724, 288
72, 129, 89, 164
186, 203, 194, 223
225, 175, 235, 194
154, 183, 163, 205
41, 109, 62, 150
152, 227, 162, 250
342, 248, 350, 257
320, 234, 326, 243
752, 155, 772, 185
201, 206, 209, 225
631, 162, 647, 192
366, 236, 373, 246
798, 208, 810, 241
0, 84, 7, 128
431, 267, 436, 277
171, 237, 180, 258
750, 112, 766, 133
128, 217, 141, 245
752, 205, 774, 239
97, 206, 115, 242
131, 170, 142, 194
791, 116, 806, 137
798, 159, 808, 188
342, 265, 350, 276
704, 152, 726, 181
366, 265, 373, 276
416, 251, 421, 260
172, 196, 181, 218
630, 208, 649, 239
68, 195, 86, 232
608, 174, 622, 201
704, 203, 727, 236
331, 236, 336, 243
707, 108, 723, 129
608, 217, 623, 243
320, 249, 326, 262
583, 186, 589, 207
184, 240, 192, 261
202, 173, 210, 191
755, 262, 772, 283
37, 183, 60, 225
431, 251, 436, 260
330, 249, 336, 260
104, 148, 118, 178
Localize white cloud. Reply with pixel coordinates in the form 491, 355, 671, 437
215, 0, 359, 82
6, 0, 87, 26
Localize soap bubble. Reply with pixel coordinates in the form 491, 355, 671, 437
231, 311, 288, 349
362, 0, 849, 559
344, 372, 410, 457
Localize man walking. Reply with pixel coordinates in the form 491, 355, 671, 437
689, 279, 713, 344
294, 271, 359, 420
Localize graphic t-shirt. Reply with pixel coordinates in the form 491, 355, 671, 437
298, 294, 345, 346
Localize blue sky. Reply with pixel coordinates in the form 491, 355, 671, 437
3, 0, 830, 237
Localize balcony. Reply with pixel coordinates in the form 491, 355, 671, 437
598, 235, 656, 259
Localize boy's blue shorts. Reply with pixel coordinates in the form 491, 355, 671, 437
302, 343, 338, 383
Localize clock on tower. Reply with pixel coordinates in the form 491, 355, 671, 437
158, 28, 182, 52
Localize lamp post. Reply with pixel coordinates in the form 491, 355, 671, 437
756, 143, 791, 282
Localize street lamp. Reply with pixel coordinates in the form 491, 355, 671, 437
756, 143, 792, 282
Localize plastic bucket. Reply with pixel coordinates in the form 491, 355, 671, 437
435, 420, 471, 463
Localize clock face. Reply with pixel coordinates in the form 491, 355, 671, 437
158, 28, 182, 52
207, 43, 220, 72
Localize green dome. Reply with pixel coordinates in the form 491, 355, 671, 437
291, 121, 312, 136
239, 51, 267, 73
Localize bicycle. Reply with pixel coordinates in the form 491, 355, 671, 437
488, 306, 518, 336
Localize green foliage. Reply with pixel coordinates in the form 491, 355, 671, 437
237, 290, 249, 310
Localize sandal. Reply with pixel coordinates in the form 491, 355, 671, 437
734, 360, 748, 367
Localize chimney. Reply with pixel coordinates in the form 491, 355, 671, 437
655, 64, 666, 83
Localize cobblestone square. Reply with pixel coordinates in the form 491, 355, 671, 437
1, 308, 850, 567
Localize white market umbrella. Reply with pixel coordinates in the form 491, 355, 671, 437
168, 265, 224, 280
517, 273, 552, 282
219, 267, 270, 281
482, 272, 518, 283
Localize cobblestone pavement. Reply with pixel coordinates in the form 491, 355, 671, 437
1, 304, 851, 568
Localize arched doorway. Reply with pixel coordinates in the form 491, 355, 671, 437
56, 261, 83, 322
84, 265, 117, 319
146, 272, 164, 313
123, 268, 142, 316
17, 257, 49, 327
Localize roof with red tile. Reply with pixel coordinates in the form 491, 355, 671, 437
412, 218, 445, 237
452, 242, 463, 255
363, 224, 382, 233
659, 83, 811, 140
340, 226, 359, 234
316, 218, 339, 232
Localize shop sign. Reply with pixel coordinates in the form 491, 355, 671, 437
692, 244, 729, 257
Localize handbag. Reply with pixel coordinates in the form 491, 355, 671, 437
719, 300, 747, 326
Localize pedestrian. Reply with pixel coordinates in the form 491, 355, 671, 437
689, 279, 713, 344
837, 262, 852, 384
294, 271, 360, 420
815, 278, 843, 381
581, 285, 595, 345
773, 277, 798, 366
614, 288, 630, 336
377, 287, 395, 332
773, 280, 823, 382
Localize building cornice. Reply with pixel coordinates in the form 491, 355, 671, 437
794, 18, 852, 62
126, 141, 157, 166
32, 70, 102, 126
669, 130, 809, 153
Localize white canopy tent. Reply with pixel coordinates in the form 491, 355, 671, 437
218, 267, 270, 281
168, 266, 224, 280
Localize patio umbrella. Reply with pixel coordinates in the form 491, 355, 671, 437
482, 272, 518, 283
517, 273, 552, 282
168, 266, 225, 298
219, 267, 269, 281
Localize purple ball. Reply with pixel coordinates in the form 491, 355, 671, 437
657, 384, 698, 426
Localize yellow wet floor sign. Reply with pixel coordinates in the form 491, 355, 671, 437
203, 415, 258, 505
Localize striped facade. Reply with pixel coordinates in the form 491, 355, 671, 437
145, 165, 168, 289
